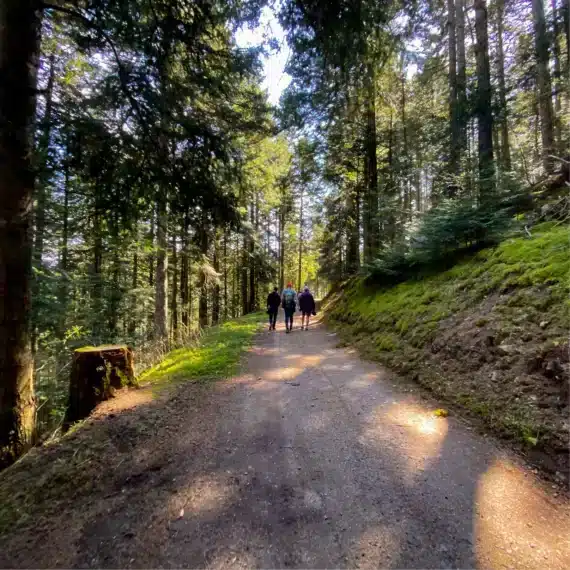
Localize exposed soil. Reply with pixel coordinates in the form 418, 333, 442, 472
328, 283, 570, 477
1, 317, 569, 569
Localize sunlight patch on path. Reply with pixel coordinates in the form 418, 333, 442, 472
475, 459, 570, 568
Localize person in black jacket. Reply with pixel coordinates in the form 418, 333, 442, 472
266, 286, 281, 330
298, 286, 316, 330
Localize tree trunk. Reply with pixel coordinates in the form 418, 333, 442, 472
561, 0, 570, 75
531, 0, 556, 174
91, 203, 103, 341
297, 187, 304, 289
474, 0, 495, 198
363, 61, 379, 262
181, 213, 189, 328
212, 232, 220, 325
447, 0, 459, 174
0, 0, 41, 466
241, 233, 248, 315
170, 232, 178, 335
495, 0, 512, 171
198, 223, 209, 329
456, 0, 467, 154
33, 53, 55, 272
223, 230, 228, 321
64, 345, 135, 428
154, 195, 168, 338
346, 184, 360, 273
278, 204, 285, 290
551, 0, 563, 153
58, 157, 70, 337
248, 204, 256, 312
128, 230, 138, 338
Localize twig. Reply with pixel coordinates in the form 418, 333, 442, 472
524, 225, 532, 238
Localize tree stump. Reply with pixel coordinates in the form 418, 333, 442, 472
64, 345, 136, 428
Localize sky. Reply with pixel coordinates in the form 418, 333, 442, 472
234, 7, 292, 106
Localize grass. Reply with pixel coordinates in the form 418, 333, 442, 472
326, 223, 569, 457
140, 312, 264, 389
0, 313, 265, 537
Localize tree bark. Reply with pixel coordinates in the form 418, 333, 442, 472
170, 232, 178, 335
551, 0, 563, 153
212, 231, 220, 325
154, 195, 168, 338
531, 0, 556, 174
33, 53, 55, 271
64, 345, 135, 427
456, 0, 467, 154
58, 156, 70, 337
181, 212, 189, 328
223, 230, 228, 321
474, 0, 496, 198
447, 0, 459, 174
198, 223, 209, 328
363, 61, 378, 263
248, 203, 256, 312
241, 233, 248, 315
297, 186, 304, 289
495, 0, 512, 171
128, 228, 138, 338
278, 202, 285, 291
0, 0, 41, 466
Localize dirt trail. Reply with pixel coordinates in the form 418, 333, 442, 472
1, 317, 569, 569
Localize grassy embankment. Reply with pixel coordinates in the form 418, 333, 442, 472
326, 222, 569, 472
0, 313, 263, 535
140, 312, 263, 388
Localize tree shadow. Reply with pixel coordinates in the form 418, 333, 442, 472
2, 319, 567, 568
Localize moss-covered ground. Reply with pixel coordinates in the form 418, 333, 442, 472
140, 313, 263, 389
326, 223, 569, 474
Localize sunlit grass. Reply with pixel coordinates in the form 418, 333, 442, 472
140, 313, 264, 388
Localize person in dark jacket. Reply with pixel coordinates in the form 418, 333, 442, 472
298, 286, 316, 330
266, 287, 281, 330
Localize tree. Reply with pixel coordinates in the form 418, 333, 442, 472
531, 0, 556, 174
474, 0, 495, 197
0, 0, 41, 466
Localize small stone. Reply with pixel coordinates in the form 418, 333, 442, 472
539, 321, 549, 329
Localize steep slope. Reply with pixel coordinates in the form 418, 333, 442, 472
325, 222, 569, 476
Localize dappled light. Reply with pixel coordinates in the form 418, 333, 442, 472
283, 354, 324, 368
168, 474, 236, 517
93, 389, 153, 415
262, 366, 303, 381
475, 459, 570, 568
351, 525, 401, 568
361, 402, 449, 477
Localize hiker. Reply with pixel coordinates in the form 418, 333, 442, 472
298, 286, 316, 330
266, 286, 281, 331
281, 282, 297, 333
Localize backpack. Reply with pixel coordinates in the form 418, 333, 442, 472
283, 289, 296, 309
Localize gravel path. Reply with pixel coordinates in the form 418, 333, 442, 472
2, 317, 569, 569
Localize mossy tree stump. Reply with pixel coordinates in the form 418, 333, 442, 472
64, 345, 136, 428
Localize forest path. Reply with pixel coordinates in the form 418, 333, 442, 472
2, 316, 569, 569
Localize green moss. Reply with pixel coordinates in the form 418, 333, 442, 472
327, 223, 569, 454
140, 313, 263, 390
